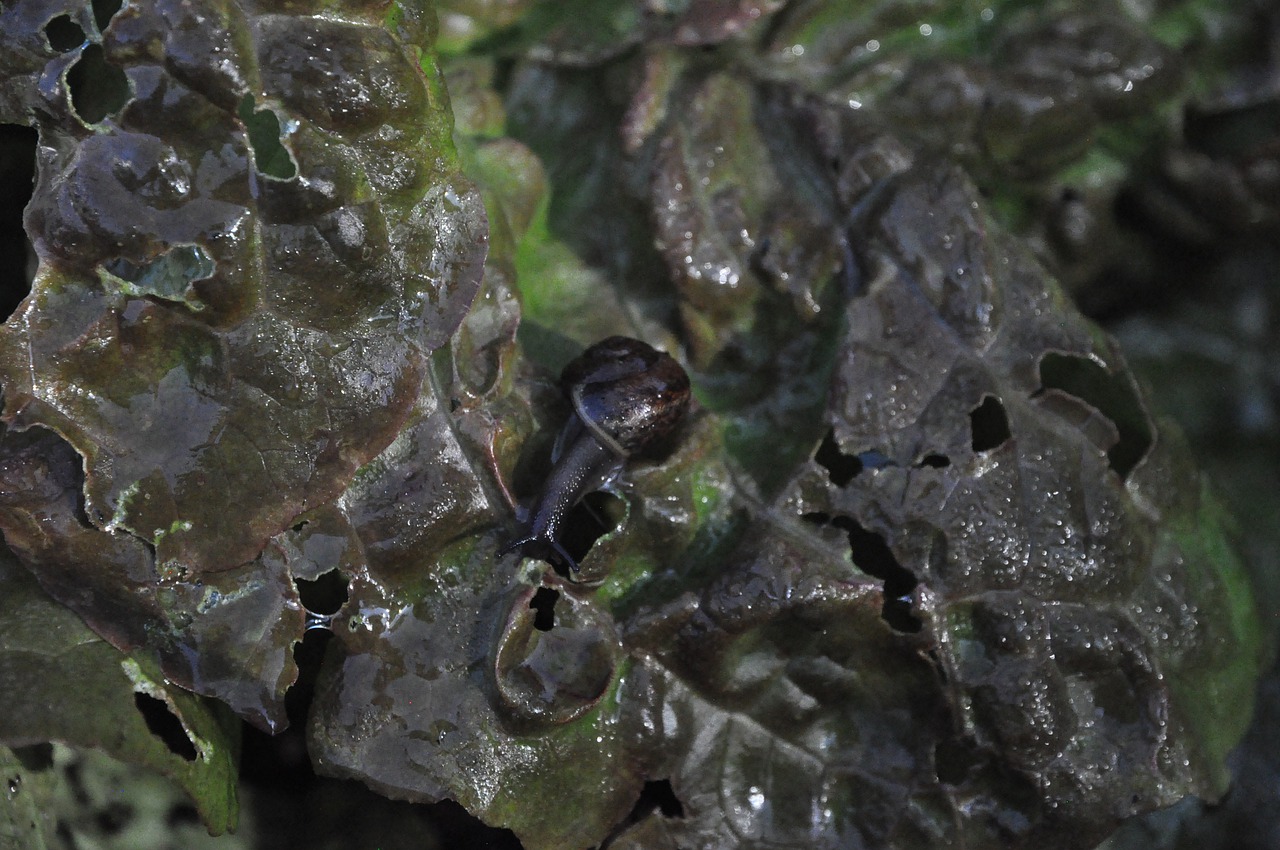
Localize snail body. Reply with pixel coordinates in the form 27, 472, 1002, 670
502, 336, 691, 572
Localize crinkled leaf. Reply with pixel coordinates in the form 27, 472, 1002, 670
2, 0, 484, 573
762, 0, 1183, 177
0, 548, 239, 834
787, 158, 1258, 845
0, 0, 485, 729
0, 2, 1266, 849
0, 421, 307, 731
307, 58, 1262, 850
308, 402, 722, 846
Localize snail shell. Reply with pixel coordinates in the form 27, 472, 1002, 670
501, 336, 691, 572
563, 335, 691, 457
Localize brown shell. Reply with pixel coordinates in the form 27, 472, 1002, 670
560, 336, 691, 457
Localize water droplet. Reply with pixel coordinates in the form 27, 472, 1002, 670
427, 718, 458, 745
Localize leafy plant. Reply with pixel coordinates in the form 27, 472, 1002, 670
0, 1, 1266, 848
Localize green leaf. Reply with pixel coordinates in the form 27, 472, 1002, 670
1158, 475, 1266, 792
0, 746, 58, 850
0, 549, 240, 834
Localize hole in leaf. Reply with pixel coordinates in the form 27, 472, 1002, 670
969, 395, 1011, 452
559, 490, 624, 567
295, 569, 349, 616
814, 428, 861, 486
602, 777, 688, 846
1072, 668, 1141, 726
237, 628, 332, 770
857, 449, 895, 470
99, 244, 214, 306
65, 760, 89, 805
133, 693, 197, 761
935, 737, 983, 785
238, 94, 297, 179
67, 44, 129, 124
918, 453, 950, 468
44, 15, 86, 51
69, 484, 94, 529
91, 0, 122, 32
0, 123, 37, 321
425, 799, 523, 849
11, 743, 53, 772
280, 628, 332, 727
95, 802, 133, 835
830, 516, 921, 632
636, 778, 685, 819
1037, 352, 1152, 479
880, 595, 919, 632
529, 587, 559, 632
166, 803, 200, 828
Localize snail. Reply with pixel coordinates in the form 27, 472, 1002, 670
501, 336, 691, 572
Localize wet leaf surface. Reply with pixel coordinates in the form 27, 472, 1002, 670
0, 0, 485, 729
311, 51, 1261, 850
0, 1, 1270, 848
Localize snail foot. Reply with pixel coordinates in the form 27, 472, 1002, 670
498, 535, 581, 573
